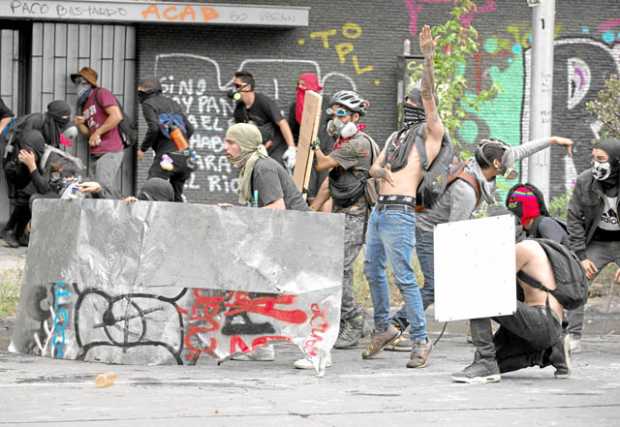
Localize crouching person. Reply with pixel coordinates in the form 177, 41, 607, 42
453, 237, 587, 383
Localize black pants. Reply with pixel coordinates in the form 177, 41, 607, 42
148, 152, 191, 202
470, 301, 563, 373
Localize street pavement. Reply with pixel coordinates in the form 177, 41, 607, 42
1, 332, 619, 427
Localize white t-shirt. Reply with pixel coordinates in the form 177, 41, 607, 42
598, 196, 620, 231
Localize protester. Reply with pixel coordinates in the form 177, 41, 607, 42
1, 130, 48, 247
225, 123, 308, 210
287, 72, 333, 203
506, 183, 569, 244
223, 122, 309, 363
309, 89, 375, 353
452, 236, 573, 384
566, 138, 620, 352
136, 79, 194, 202
355, 25, 445, 369
8, 101, 73, 149
231, 71, 297, 171
71, 67, 124, 194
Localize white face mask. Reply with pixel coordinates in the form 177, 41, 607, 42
593, 161, 612, 181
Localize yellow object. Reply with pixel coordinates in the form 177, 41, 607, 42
95, 372, 118, 388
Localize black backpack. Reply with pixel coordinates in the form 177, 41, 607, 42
517, 238, 588, 310
94, 89, 137, 147
414, 125, 454, 210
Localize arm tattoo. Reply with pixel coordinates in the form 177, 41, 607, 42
421, 56, 439, 123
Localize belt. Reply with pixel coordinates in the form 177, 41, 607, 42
376, 203, 415, 212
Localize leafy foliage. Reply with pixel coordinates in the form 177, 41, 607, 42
586, 74, 620, 140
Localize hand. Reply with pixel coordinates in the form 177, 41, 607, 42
310, 138, 320, 151
581, 259, 598, 280
74, 116, 86, 125
88, 132, 101, 147
17, 149, 37, 172
550, 136, 574, 157
615, 268, 620, 283
264, 140, 273, 150
79, 181, 102, 194
137, 149, 145, 161
122, 196, 138, 204
282, 146, 297, 170
419, 25, 437, 58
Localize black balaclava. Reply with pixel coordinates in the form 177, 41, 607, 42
44, 100, 72, 148
403, 87, 426, 128
137, 178, 175, 201
594, 138, 620, 195
138, 79, 162, 104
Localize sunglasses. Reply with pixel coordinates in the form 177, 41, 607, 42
326, 107, 351, 117
233, 83, 247, 89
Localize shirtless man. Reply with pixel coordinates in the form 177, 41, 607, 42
361, 25, 444, 368
452, 239, 571, 383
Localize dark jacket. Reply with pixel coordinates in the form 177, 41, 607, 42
140, 94, 194, 155
528, 216, 569, 246
567, 168, 619, 260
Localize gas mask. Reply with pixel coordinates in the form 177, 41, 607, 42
592, 161, 612, 181
326, 119, 357, 139
227, 88, 242, 102
477, 139, 517, 180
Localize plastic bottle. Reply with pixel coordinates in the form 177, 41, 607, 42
170, 125, 189, 151
95, 372, 118, 388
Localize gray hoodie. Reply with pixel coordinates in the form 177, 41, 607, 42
416, 137, 553, 232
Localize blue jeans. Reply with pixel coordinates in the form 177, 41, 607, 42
363, 206, 428, 342
391, 228, 434, 331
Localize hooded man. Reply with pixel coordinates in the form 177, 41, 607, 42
136, 78, 194, 202
224, 123, 307, 210
566, 138, 620, 352
386, 133, 574, 352
1, 130, 49, 247
71, 66, 124, 194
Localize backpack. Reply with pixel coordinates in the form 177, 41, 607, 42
94, 88, 137, 147
158, 112, 188, 139
445, 161, 481, 207
329, 132, 380, 208
517, 238, 588, 310
414, 125, 454, 210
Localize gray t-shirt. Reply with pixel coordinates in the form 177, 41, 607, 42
251, 157, 309, 211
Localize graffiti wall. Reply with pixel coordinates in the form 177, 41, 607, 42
136, 0, 620, 202
12, 200, 343, 372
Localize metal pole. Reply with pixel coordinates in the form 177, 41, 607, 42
527, 0, 555, 201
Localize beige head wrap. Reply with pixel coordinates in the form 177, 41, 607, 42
226, 123, 268, 204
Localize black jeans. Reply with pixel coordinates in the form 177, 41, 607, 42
470, 301, 563, 373
148, 152, 191, 202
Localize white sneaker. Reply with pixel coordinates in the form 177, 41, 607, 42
231, 344, 275, 361
294, 353, 333, 370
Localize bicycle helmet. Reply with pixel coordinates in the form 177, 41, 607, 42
328, 90, 369, 116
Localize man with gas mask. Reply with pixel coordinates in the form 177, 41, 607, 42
136, 79, 194, 202
231, 71, 297, 172
71, 67, 124, 195
308, 89, 376, 357
566, 138, 620, 352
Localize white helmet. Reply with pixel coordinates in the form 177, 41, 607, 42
328, 90, 369, 116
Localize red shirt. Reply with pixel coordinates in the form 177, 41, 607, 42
82, 88, 123, 155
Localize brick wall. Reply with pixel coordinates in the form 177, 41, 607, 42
136, 0, 620, 203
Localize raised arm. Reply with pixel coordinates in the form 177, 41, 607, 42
419, 25, 444, 142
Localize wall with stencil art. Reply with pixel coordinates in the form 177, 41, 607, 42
136, 0, 620, 203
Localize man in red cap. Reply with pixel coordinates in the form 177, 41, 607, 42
71, 67, 124, 194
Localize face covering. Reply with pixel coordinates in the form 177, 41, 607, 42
327, 118, 358, 139
77, 82, 91, 98
403, 104, 426, 128
295, 73, 322, 124
593, 161, 612, 181
137, 91, 149, 104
